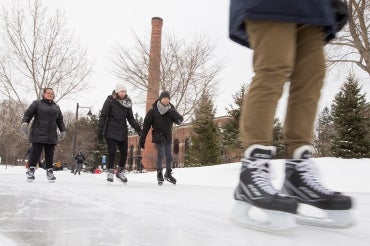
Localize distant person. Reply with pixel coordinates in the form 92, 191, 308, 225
74, 151, 86, 175
139, 91, 183, 185
21, 87, 66, 182
98, 83, 142, 184
229, 0, 352, 230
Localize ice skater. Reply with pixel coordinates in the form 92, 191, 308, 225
21, 88, 66, 182
139, 91, 183, 185
229, 0, 352, 230
74, 151, 86, 175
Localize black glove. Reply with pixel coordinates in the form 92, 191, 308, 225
139, 138, 145, 149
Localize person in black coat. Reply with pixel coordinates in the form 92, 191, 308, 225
74, 151, 86, 175
139, 91, 183, 184
21, 88, 66, 181
98, 83, 142, 183
229, 0, 352, 230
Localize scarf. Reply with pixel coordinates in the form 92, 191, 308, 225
157, 101, 171, 115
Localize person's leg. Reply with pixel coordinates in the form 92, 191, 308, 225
240, 20, 296, 148
155, 143, 164, 171
105, 137, 117, 170
117, 140, 128, 169
28, 143, 43, 168
43, 144, 56, 169
284, 25, 326, 158
164, 142, 172, 171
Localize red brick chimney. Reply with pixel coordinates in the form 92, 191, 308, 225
142, 17, 163, 170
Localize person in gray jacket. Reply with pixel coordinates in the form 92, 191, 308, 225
229, 0, 352, 230
21, 88, 66, 182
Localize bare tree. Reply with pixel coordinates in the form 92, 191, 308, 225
327, 0, 370, 77
0, 0, 92, 106
0, 100, 29, 164
112, 32, 223, 121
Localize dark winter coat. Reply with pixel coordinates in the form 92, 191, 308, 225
229, 0, 338, 48
98, 95, 141, 141
75, 153, 86, 164
22, 99, 66, 144
141, 100, 183, 144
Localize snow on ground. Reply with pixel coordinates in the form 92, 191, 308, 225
0, 158, 369, 246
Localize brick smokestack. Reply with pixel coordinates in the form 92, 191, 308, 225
142, 17, 163, 170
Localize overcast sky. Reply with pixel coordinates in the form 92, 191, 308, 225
2, 0, 370, 119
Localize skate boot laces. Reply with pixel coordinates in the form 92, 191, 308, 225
296, 160, 334, 195
246, 159, 280, 196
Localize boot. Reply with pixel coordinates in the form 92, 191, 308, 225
157, 169, 164, 185
26, 167, 36, 181
46, 168, 56, 181
164, 169, 177, 184
116, 167, 128, 183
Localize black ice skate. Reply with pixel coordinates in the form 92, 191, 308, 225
157, 170, 164, 185
282, 145, 353, 228
116, 168, 128, 184
107, 169, 114, 183
26, 167, 36, 182
231, 145, 297, 231
46, 168, 56, 182
164, 169, 176, 185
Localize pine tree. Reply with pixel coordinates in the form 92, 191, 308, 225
222, 84, 247, 160
186, 92, 221, 166
314, 106, 335, 157
331, 75, 370, 158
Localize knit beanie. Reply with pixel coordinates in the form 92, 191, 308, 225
159, 91, 170, 100
114, 83, 127, 93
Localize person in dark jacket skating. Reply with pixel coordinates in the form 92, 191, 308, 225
98, 83, 142, 183
139, 91, 183, 185
229, 0, 352, 230
21, 88, 66, 182
74, 151, 86, 175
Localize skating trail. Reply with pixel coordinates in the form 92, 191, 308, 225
0, 158, 369, 246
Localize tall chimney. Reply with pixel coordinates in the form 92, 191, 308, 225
142, 17, 163, 170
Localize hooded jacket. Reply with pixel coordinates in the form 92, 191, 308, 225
229, 0, 338, 48
141, 100, 183, 144
98, 94, 141, 141
22, 99, 66, 144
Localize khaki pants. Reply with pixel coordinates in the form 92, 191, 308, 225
240, 20, 326, 158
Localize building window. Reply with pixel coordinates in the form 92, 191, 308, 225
173, 139, 179, 154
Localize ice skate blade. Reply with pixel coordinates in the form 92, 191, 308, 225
48, 180, 56, 183
158, 181, 163, 185
231, 201, 296, 232
27, 179, 34, 183
164, 178, 176, 185
297, 209, 354, 228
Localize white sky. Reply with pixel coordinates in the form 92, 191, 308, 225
0, 158, 369, 245
1, 0, 370, 119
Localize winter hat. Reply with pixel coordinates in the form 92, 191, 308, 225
114, 83, 127, 93
159, 91, 170, 100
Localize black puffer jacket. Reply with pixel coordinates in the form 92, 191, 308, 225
141, 100, 183, 144
22, 99, 66, 144
98, 95, 141, 141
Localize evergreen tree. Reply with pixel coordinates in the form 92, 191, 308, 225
314, 106, 335, 157
272, 118, 286, 159
222, 84, 247, 160
186, 92, 221, 166
331, 75, 370, 158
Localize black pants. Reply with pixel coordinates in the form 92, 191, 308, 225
105, 137, 128, 170
29, 143, 56, 169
